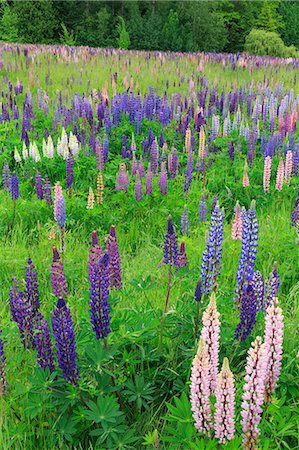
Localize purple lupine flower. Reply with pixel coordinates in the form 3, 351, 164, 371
264, 262, 280, 310
138, 156, 145, 178
106, 225, 122, 290
150, 138, 159, 173
178, 241, 188, 268
54, 192, 66, 229
159, 162, 168, 195
228, 141, 234, 161
199, 195, 207, 222
35, 171, 43, 200
66, 156, 74, 190
116, 164, 130, 193
163, 216, 179, 268
51, 247, 69, 299
168, 146, 179, 179
88, 230, 102, 282
52, 298, 79, 385
2, 160, 10, 192
44, 176, 53, 205
234, 201, 259, 306
34, 311, 55, 373
25, 258, 39, 313
12, 290, 34, 349
253, 271, 264, 312
234, 281, 257, 340
134, 172, 142, 201
200, 203, 224, 295
211, 196, 218, 214
96, 140, 105, 171
10, 173, 19, 200
194, 280, 203, 302
145, 164, 153, 195
181, 205, 189, 234
131, 153, 138, 176
0, 329, 8, 396
89, 253, 111, 340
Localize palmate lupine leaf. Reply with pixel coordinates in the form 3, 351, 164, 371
85, 395, 123, 424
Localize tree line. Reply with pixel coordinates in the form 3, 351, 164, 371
0, 0, 299, 57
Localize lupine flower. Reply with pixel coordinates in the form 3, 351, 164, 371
235, 281, 257, 340
138, 155, 145, 178
11, 289, 34, 349
232, 201, 242, 240
168, 146, 179, 179
97, 171, 104, 204
234, 201, 259, 306
52, 298, 79, 385
241, 336, 267, 450
263, 156, 272, 193
200, 202, 223, 295
116, 163, 129, 193
194, 280, 203, 302
48, 226, 56, 240
264, 262, 280, 310
185, 127, 191, 152
34, 311, 55, 373
89, 253, 111, 340
44, 176, 53, 205
66, 156, 74, 192
214, 358, 235, 444
198, 126, 205, 160
228, 141, 235, 161
264, 298, 284, 402
0, 329, 8, 396
178, 241, 188, 268
145, 163, 153, 195
51, 247, 69, 299
190, 338, 212, 435
253, 270, 265, 312
242, 162, 250, 187
211, 196, 218, 213
35, 170, 44, 200
275, 158, 284, 191
291, 192, 299, 244
284, 150, 292, 184
25, 258, 39, 313
87, 187, 95, 209
2, 160, 10, 192
10, 173, 19, 200
163, 216, 179, 268
134, 172, 142, 201
88, 230, 102, 282
106, 225, 122, 290
54, 189, 66, 229
200, 292, 220, 392
181, 205, 189, 234
131, 153, 138, 176
150, 138, 159, 173
199, 195, 207, 222
159, 162, 168, 195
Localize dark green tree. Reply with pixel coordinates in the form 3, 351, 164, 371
255, 0, 283, 33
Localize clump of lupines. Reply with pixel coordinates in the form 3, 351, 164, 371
87, 187, 95, 209
134, 171, 142, 201
178, 241, 188, 268
116, 163, 129, 193
200, 202, 223, 295
214, 358, 235, 444
190, 338, 212, 435
34, 311, 55, 373
231, 201, 242, 240
264, 298, 284, 402
275, 158, 284, 191
2, 160, 10, 192
199, 195, 207, 222
51, 247, 69, 299
89, 253, 111, 340
106, 225, 122, 290
200, 292, 220, 392
159, 162, 168, 195
181, 205, 189, 234
263, 156, 272, 193
97, 171, 104, 204
10, 173, 19, 200
0, 329, 8, 396
163, 216, 179, 268
241, 336, 267, 450
52, 298, 79, 385
35, 170, 43, 200
234, 200, 259, 306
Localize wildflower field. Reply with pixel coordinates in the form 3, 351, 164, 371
0, 44, 298, 449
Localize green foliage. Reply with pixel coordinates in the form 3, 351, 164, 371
60, 23, 76, 46
117, 16, 130, 50
255, 0, 284, 33
0, 6, 18, 42
245, 28, 299, 57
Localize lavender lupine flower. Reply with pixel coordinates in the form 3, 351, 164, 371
145, 163, 153, 195
0, 329, 8, 396
66, 156, 74, 192
234, 201, 259, 306
214, 358, 235, 444
10, 173, 19, 200
253, 271, 264, 312
228, 141, 235, 161
168, 146, 179, 179
52, 298, 79, 385
178, 241, 188, 268
106, 225, 122, 290
150, 138, 159, 173
88, 231, 102, 282
89, 253, 111, 340
264, 298, 284, 402
199, 195, 207, 222
34, 311, 55, 373
264, 262, 280, 310
115, 163, 130, 193
211, 196, 218, 213
51, 247, 69, 299
200, 292, 220, 392
200, 203, 224, 295
2, 160, 10, 191
194, 280, 203, 302
235, 281, 257, 340
190, 338, 212, 435
54, 191, 66, 229
25, 258, 39, 313
11, 290, 34, 349
134, 171, 142, 201
181, 205, 189, 234
159, 162, 168, 195
163, 216, 179, 268
241, 336, 267, 450
44, 176, 53, 205
35, 171, 43, 200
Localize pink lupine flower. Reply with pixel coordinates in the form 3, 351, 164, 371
54, 182, 63, 218
264, 298, 284, 402
275, 158, 284, 191
232, 201, 242, 240
241, 336, 267, 450
190, 338, 212, 435
284, 150, 293, 184
198, 126, 205, 160
215, 358, 235, 444
263, 156, 272, 193
200, 292, 220, 392
242, 162, 250, 187
185, 127, 191, 152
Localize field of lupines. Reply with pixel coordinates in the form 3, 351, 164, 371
0, 43, 298, 450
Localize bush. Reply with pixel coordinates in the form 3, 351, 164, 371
244, 28, 299, 58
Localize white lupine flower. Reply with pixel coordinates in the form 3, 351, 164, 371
32, 142, 41, 162
42, 138, 48, 157
22, 142, 28, 160
29, 141, 35, 158
47, 135, 54, 158
69, 132, 79, 158
56, 137, 62, 156
14, 148, 21, 163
